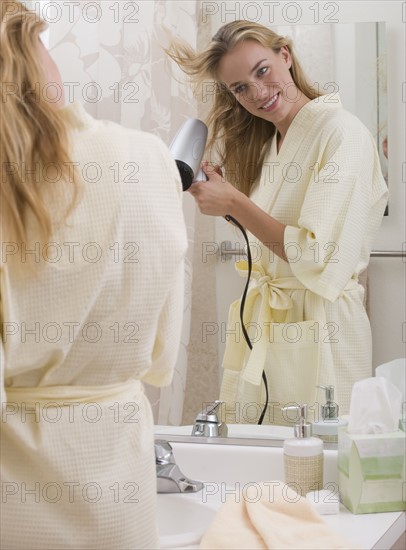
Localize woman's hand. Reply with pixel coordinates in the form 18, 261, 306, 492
189, 160, 287, 260
188, 160, 240, 217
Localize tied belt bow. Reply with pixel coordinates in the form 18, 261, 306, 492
231, 260, 307, 386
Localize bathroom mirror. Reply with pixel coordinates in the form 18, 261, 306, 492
30, 0, 389, 447
152, 20, 388, 445
27, 0, 390, 448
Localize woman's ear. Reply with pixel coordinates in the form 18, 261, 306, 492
280, 45, 292, 70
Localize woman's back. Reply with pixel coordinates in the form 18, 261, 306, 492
2, 102, 187, 389
1, 102, 188, 549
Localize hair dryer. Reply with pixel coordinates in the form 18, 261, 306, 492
169, 118, 208, 191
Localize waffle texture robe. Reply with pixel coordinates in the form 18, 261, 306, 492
0, 102, 188, 549
220, 94, 388, 425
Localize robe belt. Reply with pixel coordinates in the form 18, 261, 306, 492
225, 260, 359, 387
4, 378, 143, 406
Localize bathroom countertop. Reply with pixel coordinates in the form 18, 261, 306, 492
323, 505, 405, 549
167, 489, 405, 550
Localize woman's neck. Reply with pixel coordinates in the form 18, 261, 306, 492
274, 95, 311, 143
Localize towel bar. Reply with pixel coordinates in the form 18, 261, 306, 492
219, 241, 406, 262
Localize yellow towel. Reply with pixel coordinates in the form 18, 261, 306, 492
199, 482, 361, 549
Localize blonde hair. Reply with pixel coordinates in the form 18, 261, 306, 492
165, 20, 322, 196
0, 0, 79, 246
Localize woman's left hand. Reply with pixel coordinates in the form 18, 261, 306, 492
188, 160, 239, 217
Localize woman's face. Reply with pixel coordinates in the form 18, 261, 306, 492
217, 39, 305, 134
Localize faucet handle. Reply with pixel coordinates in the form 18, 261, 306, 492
154, 440, 175, 465
195, 400, 224, 422
192, 401, 228, 437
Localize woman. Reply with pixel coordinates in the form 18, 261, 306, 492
1, 1, 187, 548
166, 21, 388, 424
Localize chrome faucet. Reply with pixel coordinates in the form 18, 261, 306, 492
154, 440, 203, 493
191, 400, 228, 437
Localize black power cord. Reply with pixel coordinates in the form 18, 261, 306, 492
224, 215, 269, 425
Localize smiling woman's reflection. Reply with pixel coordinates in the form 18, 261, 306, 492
166, 20, 388, 425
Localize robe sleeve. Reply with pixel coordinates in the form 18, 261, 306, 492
284, 120, 388, 302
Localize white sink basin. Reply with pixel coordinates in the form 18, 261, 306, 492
157, 493, 217, 549
168, 441, 338, 486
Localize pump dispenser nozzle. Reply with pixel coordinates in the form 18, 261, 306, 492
281, 404, 312, 438
312, 384, 347, 442
317, 385, 339, 420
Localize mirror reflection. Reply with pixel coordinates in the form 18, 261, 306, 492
41, 7, 388, 441
152, 20, 388, 436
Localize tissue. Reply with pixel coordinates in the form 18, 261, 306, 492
347, 377, 402, 434
375, 357, 405, 401
338, 377, 405, 514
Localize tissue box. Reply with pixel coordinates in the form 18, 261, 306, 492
338, 427, 406, 514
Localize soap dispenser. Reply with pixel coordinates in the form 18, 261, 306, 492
311, 385, 348, 443
282, 404, 324, 497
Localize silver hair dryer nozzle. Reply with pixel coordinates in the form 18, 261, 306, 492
169, 119, 208, 190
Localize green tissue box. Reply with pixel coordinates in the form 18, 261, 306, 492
338, 427, 406, 514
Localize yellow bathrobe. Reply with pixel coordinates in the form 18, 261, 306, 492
0, 102, 188, 549
220, 94, 388, 425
